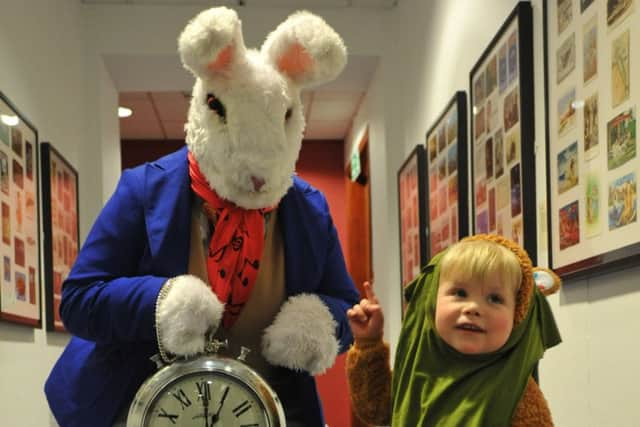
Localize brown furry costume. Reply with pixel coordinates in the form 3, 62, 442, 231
346, 236, 561, 426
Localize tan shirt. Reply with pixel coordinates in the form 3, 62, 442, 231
188, 201, 286, 381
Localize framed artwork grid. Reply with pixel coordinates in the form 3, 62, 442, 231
0, 92, 41, 327
469, 1, 537, 263
397, 145, 427, 312
41, 142, 79, 332
425, 91, 469, 260
544, 0, 640, 279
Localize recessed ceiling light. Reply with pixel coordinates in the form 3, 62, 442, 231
118, 107, 133, 118
0, 114, 19, 126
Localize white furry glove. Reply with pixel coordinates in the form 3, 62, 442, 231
155, 275, 224, 360
262, 293, 339, 375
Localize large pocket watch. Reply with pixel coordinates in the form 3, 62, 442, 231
127, 339, 286, 427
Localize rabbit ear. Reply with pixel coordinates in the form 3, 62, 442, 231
262, 11, 347, 87
275, 43, 315, 80
533, 267, 561, 296
178, 7, 247, 79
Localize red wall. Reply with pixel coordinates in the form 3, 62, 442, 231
120, 139, 185, 170
295, 140, 351, 427
296, 140, 347, 247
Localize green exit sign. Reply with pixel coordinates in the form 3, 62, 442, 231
350, 150, 361, 181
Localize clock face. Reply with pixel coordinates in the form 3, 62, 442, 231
143, 372, 270, 427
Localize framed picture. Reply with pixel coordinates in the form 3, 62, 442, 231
0, 92, 40, 327
397, 145, 426, 312
469, 1, 537, 263
544, 0, 640, 279
41, 142, 79, 332
425, 91, 470, 260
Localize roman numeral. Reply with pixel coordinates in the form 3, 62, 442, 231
170, 388, 192, 410
157, 407, 179, 424
196, 380, 211, 402
233, 400, 252, 417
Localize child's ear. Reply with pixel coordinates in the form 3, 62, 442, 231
532, 267, 561, 296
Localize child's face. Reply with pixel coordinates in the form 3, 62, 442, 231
435, 271, 516, 354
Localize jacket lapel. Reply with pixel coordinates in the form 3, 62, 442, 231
144, 146, 192, 277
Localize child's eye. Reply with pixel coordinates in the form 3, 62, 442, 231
488, 294, 504, 304
454, 289, 467, 298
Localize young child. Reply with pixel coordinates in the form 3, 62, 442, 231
346, 234, 561, 426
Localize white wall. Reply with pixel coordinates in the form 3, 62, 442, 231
0, 1, 120, 426
346, 0, 640, 425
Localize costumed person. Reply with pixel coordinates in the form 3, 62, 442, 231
45, 7, 360, 427
346, 234, 562, 426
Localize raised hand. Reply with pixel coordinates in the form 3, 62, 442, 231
347, 282, 384, 342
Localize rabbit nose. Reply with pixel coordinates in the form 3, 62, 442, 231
251, 176, 266, 191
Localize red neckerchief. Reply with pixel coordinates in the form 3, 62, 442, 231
188, 152, 276, 329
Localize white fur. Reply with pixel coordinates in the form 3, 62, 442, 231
262, 294, 339, 375
533, 270, 555, 291
262, 11, 348, 87
178, 7, 347, 209
178, 7, 246, 79
174, 7, 346, 371
156, 275, 224, 357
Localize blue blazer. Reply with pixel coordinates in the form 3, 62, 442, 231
45, 147, 359, 427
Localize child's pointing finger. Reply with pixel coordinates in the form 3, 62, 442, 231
363, 281, 379, 304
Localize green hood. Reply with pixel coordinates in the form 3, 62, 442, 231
391, 252, 561, 426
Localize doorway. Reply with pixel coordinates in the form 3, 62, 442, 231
344, 128, 373, 427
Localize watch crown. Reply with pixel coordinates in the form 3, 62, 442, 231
238, 346, 251, 362
150, 354, 166, 369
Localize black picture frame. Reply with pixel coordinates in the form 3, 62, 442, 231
543, 0, 640, 280
0, 91, 41, 328
424, 91, 469, 261
469, 1, 537, 264
397, 145, 426, 312
41, 142, 79, 332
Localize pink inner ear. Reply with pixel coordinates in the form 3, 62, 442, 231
207, 45, 234, 72
277, 43, 313, 79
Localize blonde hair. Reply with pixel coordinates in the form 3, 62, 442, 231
439, 239, 522, 292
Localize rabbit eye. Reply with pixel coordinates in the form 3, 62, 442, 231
206, 93, 226, 122
285, 108, 293, 122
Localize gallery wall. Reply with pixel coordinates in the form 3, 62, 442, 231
0, 1, 118, 426
347, 0, 640, 425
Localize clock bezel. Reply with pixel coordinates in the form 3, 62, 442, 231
127, 355, 286, 427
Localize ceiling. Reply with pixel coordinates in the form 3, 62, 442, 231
83, 0, 397, 6
83, 0, 393, 141
118, 55, 379, 141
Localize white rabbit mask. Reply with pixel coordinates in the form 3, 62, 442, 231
179, 7, 347, 209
